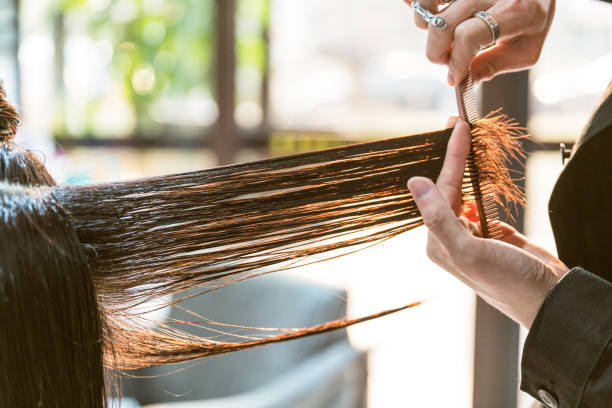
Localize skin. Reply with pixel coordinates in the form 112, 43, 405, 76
407, 119, 569, 329
404, 0, 562, 327
404, 0, 556, 85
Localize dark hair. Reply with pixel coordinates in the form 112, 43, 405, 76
0, 86, 55, 187
0, 183, 106, 407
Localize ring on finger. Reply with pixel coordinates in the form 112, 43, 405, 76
473, 11, 500, 50
413, 0, 447, 30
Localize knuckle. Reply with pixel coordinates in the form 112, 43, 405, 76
415, 16, 429, 29
505, 0, 534, 19
506, 0, 547, 31
525, 46, 542, 65
457, 216, 470, 229
423, 206, 446, 232
530, 2, 546, 22
482, 59, 498, 80
426, 46, 448, 64
506, 0, 527, 13
451, 27, 477, 65
453, 23, 473, 48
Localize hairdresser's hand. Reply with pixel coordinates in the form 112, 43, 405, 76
404, 0, 555, 85
407, 118, 568, 328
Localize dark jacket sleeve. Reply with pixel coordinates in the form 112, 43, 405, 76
520, 268, 612, 407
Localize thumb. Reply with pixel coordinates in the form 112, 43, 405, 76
408, 177, 470, 252
471, 38, 541, 83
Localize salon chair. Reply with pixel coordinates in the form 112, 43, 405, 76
122, 275, 368, 408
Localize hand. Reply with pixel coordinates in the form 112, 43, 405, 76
407, 118, 568, 328
404, 0, 555, 85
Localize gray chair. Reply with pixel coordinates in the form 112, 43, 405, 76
121, 275, 368, 408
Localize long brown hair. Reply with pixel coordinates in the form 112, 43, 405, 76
0, 83, 523, 403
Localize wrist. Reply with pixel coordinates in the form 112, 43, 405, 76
521, 266, 561, 329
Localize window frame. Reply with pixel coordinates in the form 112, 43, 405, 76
50, 0, 271, 166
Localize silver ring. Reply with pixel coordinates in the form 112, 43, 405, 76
473, 11, 500, 50
413, 0, 447, 30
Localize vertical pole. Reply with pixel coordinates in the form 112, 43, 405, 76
214, 0, 237, 165
472, 70, 529, 408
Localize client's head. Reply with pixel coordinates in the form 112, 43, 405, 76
0, 83, 106, 407
0, 183, 106, 407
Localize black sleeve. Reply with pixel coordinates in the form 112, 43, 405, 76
520, 267, 612, 407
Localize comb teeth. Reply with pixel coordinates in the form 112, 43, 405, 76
455, 73, 479, 124
456, 72, 498, 239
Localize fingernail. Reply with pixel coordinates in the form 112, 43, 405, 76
408, 177, 433, 199
447, 72, 455, 86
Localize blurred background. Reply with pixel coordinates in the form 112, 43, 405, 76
1, 0, 611, 406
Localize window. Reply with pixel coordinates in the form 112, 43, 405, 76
528, 0, 612, 143
59, 0, 216, 138
270, 0, 456, 135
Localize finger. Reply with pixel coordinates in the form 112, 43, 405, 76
445, 115, 460, 129
412, 0, 438, 30
408, 177, 471, 252
425, 0, 494, 66
470, 36, 543, 83
485, 0, 549, 37
493, 222, 561, 264
492, 222, 526, 247
447, 0, 545, 85
460, 201, 479, 223
447, 18, 494, 85
458, 215, 481, 237
436, 120, 471, 214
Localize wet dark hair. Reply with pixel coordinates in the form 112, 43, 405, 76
0, 83, 523, 405
0, 183, 106, 407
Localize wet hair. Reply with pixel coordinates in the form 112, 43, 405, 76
0, 183, 106, 407
0, 83, 523, 405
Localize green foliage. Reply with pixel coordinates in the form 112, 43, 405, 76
58, 0, 215, 136
55, 0, 268, 137
237, 0, 268, 74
